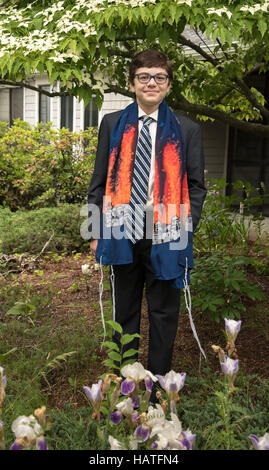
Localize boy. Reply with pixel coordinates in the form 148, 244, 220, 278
88, 49, 206, 399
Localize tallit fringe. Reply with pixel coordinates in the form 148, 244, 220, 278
183, 257, 207, 371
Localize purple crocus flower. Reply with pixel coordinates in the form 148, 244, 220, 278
249, 433, 269, 450
83, 379, 103, 410
156, 371, 186, 399
220, 356, 239, 377
110, 411, 122, 425
134, 424, 150, 443
220, 356, 239, 388
180, 430, 196, 450
144, 376, 153, 392
37, 437, 48, 450
131, 395, 139, 409
10, 440, 24, 450
121, 378, 135, 396
131, 410, 140, 425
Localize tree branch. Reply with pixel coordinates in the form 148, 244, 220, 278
170, 95, 269, 137
178, 34, 219, 66
194, 28, 219, 61
232, 77, 269, 122
105, 84, 269, 136
108, 49, 132, 59
0, 80, 68, 97
179, 35, 269, 122
244, 63, 266, 77
105, 84, 134, 98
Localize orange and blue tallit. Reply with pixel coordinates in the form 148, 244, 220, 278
95, 99, 193, 288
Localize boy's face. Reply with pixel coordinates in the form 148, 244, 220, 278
130, 66, 171, 114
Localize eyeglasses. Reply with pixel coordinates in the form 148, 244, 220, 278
134, 73, 169, 85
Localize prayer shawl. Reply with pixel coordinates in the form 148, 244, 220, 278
95, 99, 193, 288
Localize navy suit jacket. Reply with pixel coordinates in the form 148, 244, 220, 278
88, 109, 207, 235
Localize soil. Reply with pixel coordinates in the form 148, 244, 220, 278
8, 252, 269, 410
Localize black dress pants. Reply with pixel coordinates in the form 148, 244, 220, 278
112, 238, 180, 376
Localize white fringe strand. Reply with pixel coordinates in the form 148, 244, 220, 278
98, 256, 106, 350
110, 265, 116, 323
183, 257, 207, 369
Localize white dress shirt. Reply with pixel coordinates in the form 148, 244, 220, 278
138, 106, 158, 209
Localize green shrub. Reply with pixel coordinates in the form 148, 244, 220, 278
190, 252, 266, 322
0, 119, 97, 210
0, 204, 89, 254
196, 177, 268, 252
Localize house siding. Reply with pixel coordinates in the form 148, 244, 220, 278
24, 87, 37, 126
0, 89, 9, 121
99, 92, 132, 123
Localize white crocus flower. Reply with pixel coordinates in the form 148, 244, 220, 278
81, 264, 91, 275
121, 362, 157, 383
108, 435, 125, 450
153, 413, 186, 450
146, 404, 166, 428
224, 318, 241, 345
249, 433, 269, 450
11, 415, 43, 442
116, 397, 134, 416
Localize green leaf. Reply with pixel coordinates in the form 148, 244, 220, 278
153, 2, 163, 21
72, 68, 82, 82
159, 29, 170, 49
146, 24, 157, 42
102, 358, 117, 368
100, 405, 109, 416
102, 341, 120, 352
89, 42, 97, 58
106, 320, 123, 334
108, 351, 122, 361
121, 333, 140, 345
122, 349, 139, 359
105, 28, 116, 41
6, 302, 35, 316
258, 19, 267, 38
94, 93, 104, 110
70, 39, 77, 53
99, 43, 108, 60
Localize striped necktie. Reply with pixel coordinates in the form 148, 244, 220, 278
126, 115, 153, 242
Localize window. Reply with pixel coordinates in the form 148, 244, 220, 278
0, 87, 23, 125
227, 127, 269, 216
61, 95, 73, 131
84, 98, 98, 128
39, 85, 50, 123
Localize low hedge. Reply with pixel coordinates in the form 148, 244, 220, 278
0, 204, 90, 254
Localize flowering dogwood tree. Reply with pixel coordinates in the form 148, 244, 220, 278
0, 0, 269, 136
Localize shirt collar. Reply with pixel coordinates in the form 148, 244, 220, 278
138, 105, 158, 122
